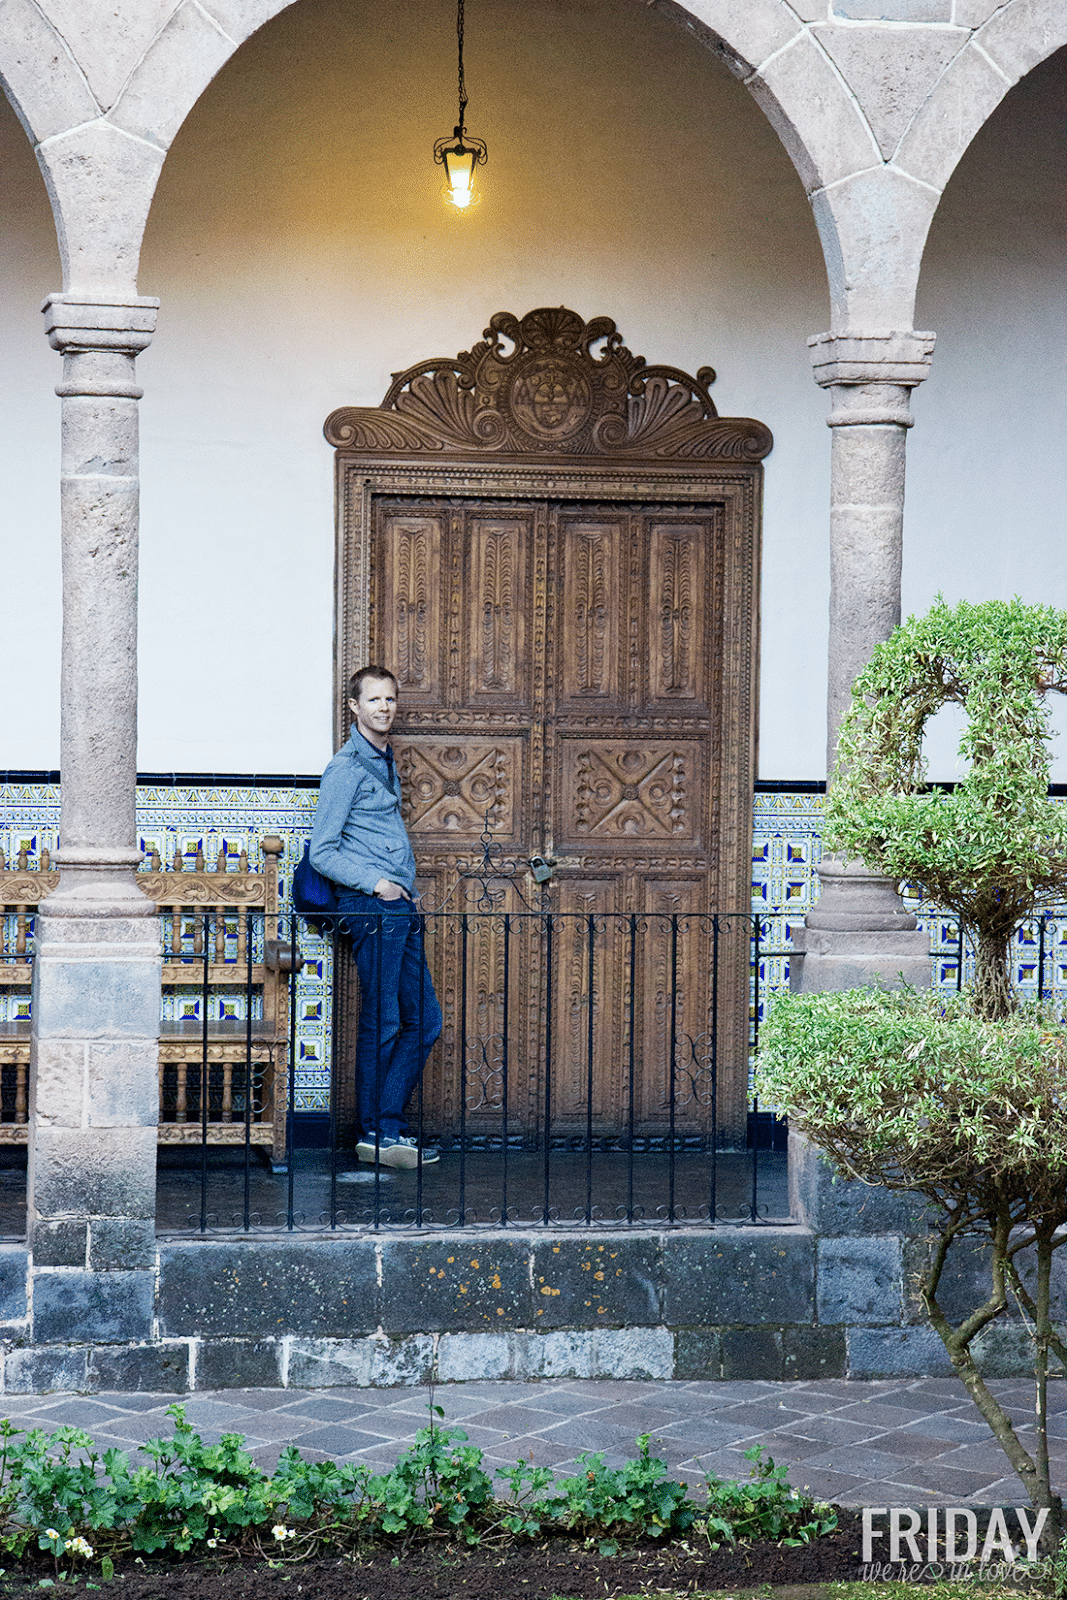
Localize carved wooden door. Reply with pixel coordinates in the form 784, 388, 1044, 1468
543, 500, 724, 1138
372, 493, 726, 1142
372, 496, 544, 1141
326, 306, 770, 1145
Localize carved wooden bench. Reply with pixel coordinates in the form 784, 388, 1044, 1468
0, 837, 297, 1166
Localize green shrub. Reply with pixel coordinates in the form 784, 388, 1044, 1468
825, 597, 1067, 1018
0, 1406, 836, 1572
539, 1436, 697, 1542
702, 1447, 837, 1548
757, 986, 1067, 1210
758, 984, 1067, 1535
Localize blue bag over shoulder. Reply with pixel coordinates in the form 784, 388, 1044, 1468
292, 841, 339, 928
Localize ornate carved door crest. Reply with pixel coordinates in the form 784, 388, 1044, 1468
325, 305, 772, 463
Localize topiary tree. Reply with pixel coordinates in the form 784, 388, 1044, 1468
825, 597, 1067, 1018
759, 598, 1067, 1539
759, 985, 1067, 1536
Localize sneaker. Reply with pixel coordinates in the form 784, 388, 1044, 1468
356, 1133, 440, 1169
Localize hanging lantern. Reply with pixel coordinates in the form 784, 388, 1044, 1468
436, 130, 484, 210
433, 0, 486, 211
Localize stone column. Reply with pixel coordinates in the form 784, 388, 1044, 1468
791, 331, 935, 996
28, 295, 162, 1346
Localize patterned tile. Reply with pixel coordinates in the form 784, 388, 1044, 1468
4, 783, 1065, 1115
751, 791, 825, 1036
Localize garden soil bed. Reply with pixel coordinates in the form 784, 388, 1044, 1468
0, 1514, 873, 1597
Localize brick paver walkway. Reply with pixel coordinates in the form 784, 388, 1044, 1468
0, 1378, 1061, 1507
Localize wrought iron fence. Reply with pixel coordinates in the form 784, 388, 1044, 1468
9, 897, 1066, 1238
156, 905, 788, 1235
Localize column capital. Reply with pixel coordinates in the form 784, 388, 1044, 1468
42, 293, 159, 357
42, 295, 160, 401
807, 330, 936, 390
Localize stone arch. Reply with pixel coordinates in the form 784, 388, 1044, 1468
0, 0, 100, 149
0, 0, 868, 303
896, 0, 1067, 197
0, 3, 95, 283
0, 0, 285, 294
821, 0, 1067, 332
5, 0, 1062, 321
0, 44, 60, 233
646, 1, 881, 198
685, 0, 1067, 331
873, 0, 1067, 330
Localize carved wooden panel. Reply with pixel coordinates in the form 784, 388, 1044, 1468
453, 898, 533, 1125
648, 518, 714, 704
556, 514, 622, 703
397, 737, 523, 841
374, 509, 444, 703
637, 880, 713, 1132
328, 309, 767, 1144
412, 879, 541, 1135
560, 740, 701, 846
550, 879, 618, 1130
325, 307, 773, 464
467, 514, 529, 703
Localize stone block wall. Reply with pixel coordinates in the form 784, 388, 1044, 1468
0, 1133, 1058, 1393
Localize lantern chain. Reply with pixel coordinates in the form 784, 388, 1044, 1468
457, 0, 467, 128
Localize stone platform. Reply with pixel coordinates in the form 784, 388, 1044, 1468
0, 1136, 1058, 1394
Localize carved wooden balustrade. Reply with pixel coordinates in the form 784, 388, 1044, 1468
0, 837, 297, 1165
0, 844, 54, 1130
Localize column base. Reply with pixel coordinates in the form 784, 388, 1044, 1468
788, 1129, 928, 1235
790, 858, 930, 994
29, 910, 161, 1342
44, 847, 157, 919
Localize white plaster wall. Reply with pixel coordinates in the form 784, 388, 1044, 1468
909, 46, 1067, 780
133, 0, 830, 778
0, 0, 830, 776
0, 1, 1063, 781
0, 98, 62, 762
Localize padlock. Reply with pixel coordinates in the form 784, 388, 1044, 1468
528, 854, 553, 884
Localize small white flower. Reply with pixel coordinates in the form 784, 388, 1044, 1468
207, 1538, 218, 1549
271, 1524, 295, 1542
63, 1536, 93, 1559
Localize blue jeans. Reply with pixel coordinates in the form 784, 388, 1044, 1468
336, 891, 442, 1139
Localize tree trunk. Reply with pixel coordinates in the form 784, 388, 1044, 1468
972, 928, 1015, 1020
1032, 1234, 1063, 1552
924, 1218, 1065, 1551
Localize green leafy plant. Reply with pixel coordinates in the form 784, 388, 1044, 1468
378, 1412, 495, 1542
759, 985, 1067, 1539
126, 1408, 281, 1552
825, 597, 1067, 1018
701, 1446, 836, 1548
763, 597, 1067, 1538
493, 1459, 556, 1539
0, 1407, 835, 1574
539, 1436, 698, 1542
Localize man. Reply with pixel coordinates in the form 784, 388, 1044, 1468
310, 666, 442, 1168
